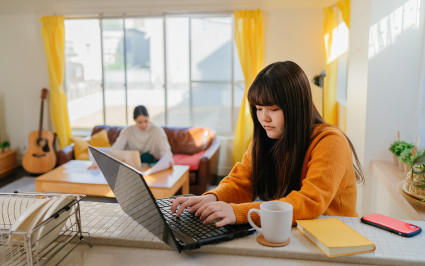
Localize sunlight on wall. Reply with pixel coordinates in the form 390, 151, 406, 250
368, 0, 421, 59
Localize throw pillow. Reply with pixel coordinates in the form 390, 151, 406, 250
70, 129, 111, 160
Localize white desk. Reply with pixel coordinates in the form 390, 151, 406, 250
60, 245, 349, 265
58, 201, 425, 266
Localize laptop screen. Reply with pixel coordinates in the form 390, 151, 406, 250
89, 146, 180, 252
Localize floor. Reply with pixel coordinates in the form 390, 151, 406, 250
0, 166, 33, 188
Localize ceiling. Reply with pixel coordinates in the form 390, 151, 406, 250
0, 0, 338, 16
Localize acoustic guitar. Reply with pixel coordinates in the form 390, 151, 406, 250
22, 88, 56, 174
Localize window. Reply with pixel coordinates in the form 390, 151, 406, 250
64, 14, 244, 135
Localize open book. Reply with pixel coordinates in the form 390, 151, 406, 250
297, 218, 375, 257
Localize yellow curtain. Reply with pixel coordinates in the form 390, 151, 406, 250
40, 16, 71, 149
322, 0, 350, 127
337, 0, 351, 29
233, 10, 264, 164
323, 6, 339, 126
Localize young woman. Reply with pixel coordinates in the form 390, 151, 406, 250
112, 105, 174, 166
171, 61, 364, 227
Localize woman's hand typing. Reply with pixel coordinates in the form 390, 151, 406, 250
195, 201, 236, 227
170, 194, 217, 217
170, 194, 236, 227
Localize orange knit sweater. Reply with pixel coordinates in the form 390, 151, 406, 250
207, 124, 358, 226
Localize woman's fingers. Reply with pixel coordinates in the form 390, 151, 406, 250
175, 198, 198, 217
197, 204, 215, 220
214, 218, 230, 227
171, 197, 205, 217
171, 194, 218, 217
189, 201, 208, 213
195, 202, 236, 227
202, 211, 223, 225
170, 197, 188, 214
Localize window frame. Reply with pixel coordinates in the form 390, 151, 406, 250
65, 12, 243, 136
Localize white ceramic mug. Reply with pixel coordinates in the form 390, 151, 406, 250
247, 201, 293, 243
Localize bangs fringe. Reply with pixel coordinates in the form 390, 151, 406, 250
247, 83, 276, 106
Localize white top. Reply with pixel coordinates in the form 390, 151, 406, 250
112, 123, 173, 164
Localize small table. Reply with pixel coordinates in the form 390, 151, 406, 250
35, 160, 189, 199
0, 149, 17, 178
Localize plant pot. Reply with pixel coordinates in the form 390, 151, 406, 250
398, 158, 404, 171
392, 153, 398, 166
403, 163, 410, 175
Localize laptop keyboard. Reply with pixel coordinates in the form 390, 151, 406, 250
156, 197, 232, 242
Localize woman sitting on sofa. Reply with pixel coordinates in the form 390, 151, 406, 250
112, 105, 174, 167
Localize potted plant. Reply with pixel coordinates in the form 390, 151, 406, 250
408, 153, 425, 201
0, 142, 3, 153
400, 148, 422, 174
1, 141, 10, 152
394, 141, 414, 171
389, 140, 401, 166
400, 148, 412, 174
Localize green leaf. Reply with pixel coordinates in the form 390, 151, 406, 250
412, 184, 425, 189
400, 148, 413, 164
412, 153, 425, 174
388, 140, 401, 153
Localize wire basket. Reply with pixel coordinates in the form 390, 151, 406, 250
0, 192, 92, 265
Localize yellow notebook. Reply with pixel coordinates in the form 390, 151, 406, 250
297, 218, 375, 257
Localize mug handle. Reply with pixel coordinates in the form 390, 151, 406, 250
247, 209, 262, 233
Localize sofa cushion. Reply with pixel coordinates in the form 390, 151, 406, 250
173, 150, 205, 171
70, 130, 111, 160
92, 125, 124, 145
163, 127, 214, 155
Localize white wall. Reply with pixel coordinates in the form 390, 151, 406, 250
0, 14, 50, 159
347, 0, 425, 218
263, 7, 325, 113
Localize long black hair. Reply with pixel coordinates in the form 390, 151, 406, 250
247, 61, 363, 201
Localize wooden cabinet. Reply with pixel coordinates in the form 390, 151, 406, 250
0, 149, 17, 178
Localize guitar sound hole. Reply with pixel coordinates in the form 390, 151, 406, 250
37, 138, 47, 147
37, 138, 50, 152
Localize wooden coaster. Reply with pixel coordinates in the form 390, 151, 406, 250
256, 234, 290, 247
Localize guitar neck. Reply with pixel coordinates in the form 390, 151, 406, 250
38, 99, 44, 139
38, 88, 48, 140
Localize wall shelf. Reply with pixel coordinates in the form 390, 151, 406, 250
372, 160, 425, 221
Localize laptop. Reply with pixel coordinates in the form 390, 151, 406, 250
89, 146, 254, 252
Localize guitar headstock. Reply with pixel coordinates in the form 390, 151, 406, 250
41, 88, 48, 100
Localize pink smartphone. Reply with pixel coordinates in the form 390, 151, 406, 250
361, 213, 422, 237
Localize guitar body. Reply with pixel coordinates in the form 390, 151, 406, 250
23, 130, 57, 174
